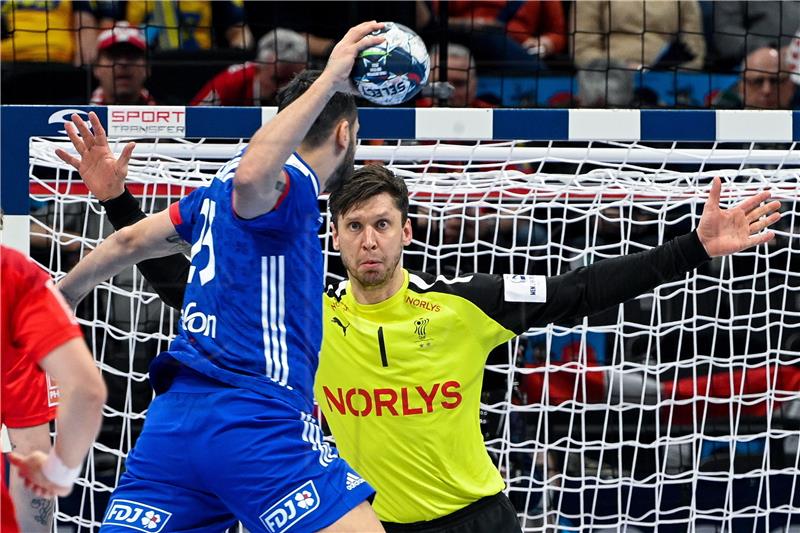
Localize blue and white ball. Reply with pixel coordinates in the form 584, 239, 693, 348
351, 22, 430, 106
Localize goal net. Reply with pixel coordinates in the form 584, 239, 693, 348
16, 107, 800, 532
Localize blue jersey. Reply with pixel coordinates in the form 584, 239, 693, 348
152, 151, 323, 412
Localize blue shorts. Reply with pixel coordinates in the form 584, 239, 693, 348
100, 369, 374, 533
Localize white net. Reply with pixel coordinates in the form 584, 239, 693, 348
27, 135, 800, 532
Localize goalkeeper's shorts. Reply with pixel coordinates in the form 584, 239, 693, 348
100, 366, 374, 533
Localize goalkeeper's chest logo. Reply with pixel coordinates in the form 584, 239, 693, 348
414, 318, 429, 339
331, 316, 350, 336
260, 480, 320, 532
103, 499, 172, 532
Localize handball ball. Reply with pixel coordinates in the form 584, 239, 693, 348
351, 22, 430, 106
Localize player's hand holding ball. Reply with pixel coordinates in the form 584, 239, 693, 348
351, 22, 430, 105
322, 21, 386, 95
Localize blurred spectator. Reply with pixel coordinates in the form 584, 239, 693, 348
576, 59, 635, 107
711, 1, 800, 71
244, 1, 430, 65
91, 23, 155, 105
787, 31, 800, 86
418, 43, 495, 108
191, 28, 306, 106
572, 0, 705, 71
101, 0, 253, 51
713, 46, 797, 109
1, 0, 99, 65
436, 0, 566, 71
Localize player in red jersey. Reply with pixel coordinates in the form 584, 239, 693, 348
3, 350, 59, 532
1, 246, 106, 532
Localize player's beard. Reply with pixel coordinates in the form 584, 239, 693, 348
343, 245, 403, 290
324, 138, 356, 193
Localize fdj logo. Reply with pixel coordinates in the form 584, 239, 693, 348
103, 500, 172, 532
260, 480, 320, 532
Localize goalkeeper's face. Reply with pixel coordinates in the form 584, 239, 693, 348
333, 192, 412, 291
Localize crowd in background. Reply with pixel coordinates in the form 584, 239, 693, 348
3, 0, 800, 110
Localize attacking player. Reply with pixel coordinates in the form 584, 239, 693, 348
54, 22, 385, 532
1, 245, 106, 533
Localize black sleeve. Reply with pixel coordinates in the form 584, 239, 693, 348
100, 189, 189, 310
465, 231, 711, 335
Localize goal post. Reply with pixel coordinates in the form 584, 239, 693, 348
2, 105, 799, 532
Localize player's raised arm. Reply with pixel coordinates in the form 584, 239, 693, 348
232, 21, 384, 219
57, 210, 186, 308
519, 178, 781, 327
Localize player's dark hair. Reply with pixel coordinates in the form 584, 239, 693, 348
329, 165, 409, 227
277, 69, 357, 149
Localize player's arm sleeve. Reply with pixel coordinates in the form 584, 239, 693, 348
465, 231, 711, 335
100, 189, 189, 310
13, 276, 83, 363
232, 166, 315, 233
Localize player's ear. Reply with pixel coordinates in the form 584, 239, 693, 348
402, 218, 412, 246
331, 221, 340, 250
334, 120, 351, 151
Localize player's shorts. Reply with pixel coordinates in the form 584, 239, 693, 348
381, 492, 521, 533
100, 367, 374, 533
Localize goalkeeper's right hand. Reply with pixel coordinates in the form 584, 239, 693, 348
55, 111, 135, 202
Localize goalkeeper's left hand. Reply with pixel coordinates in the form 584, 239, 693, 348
697, 176, 781, 257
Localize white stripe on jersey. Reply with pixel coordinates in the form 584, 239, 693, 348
301, 413, 337, 467
408, 273, 474, 291
286, 153, 320, 197
262, 255, 289, 385
261, 256, 273, 379
277, 255, 289, 386
269, 256, 280, 382
334, 279, 348, 299
215, 152, 243, 183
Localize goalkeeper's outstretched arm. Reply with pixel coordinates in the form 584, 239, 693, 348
98, 191, 189, 309
57, 209, 186, 308
476, 178, 782, 333
537, 177, 781, 325
55, 111, 189, 309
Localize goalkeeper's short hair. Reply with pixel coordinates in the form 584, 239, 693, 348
328, 164, 409, 227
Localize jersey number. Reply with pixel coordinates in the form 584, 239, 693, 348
188, 198, 216, 285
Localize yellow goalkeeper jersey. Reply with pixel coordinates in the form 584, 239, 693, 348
316, 269, 519, 523
316, 232, 709, 523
